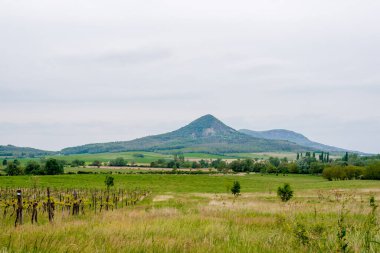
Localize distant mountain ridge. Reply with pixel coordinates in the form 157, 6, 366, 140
239, 129, 348, 153
61, 114, 310, 155
0, 145, 53, 158
2, 115, 354, 157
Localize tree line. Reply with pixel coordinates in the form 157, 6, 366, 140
2, 158, 64, 175
2, 152, 379, 180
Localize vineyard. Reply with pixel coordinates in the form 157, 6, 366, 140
0, 186, 150, 227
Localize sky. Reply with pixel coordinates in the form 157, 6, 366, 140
0, 0, 379, 153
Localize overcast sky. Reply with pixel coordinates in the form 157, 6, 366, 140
1, 0, 379, 153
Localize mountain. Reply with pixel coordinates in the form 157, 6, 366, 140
61, 114, 310, 155
239, 129, 348, 153
0, 145, 54, 158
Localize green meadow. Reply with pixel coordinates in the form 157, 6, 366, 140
1, 173, 379, 252
1, 173, 379, 193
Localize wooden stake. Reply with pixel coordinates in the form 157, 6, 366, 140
15, 189, 23, 227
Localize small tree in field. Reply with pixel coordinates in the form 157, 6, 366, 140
277, 183, 293, 202
105, 176, 114, 192
104, 176, 114, 211
231, 181, 241, 196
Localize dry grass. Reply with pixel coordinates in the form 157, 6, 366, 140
1, 188, 379, 253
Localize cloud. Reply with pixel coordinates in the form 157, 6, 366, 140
0, 0, 379, 153
56, 48, 172, 67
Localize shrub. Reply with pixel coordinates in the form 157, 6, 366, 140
231, 181, 241, 196
322, 165, 364, 180
277, 183, 293, 202
363, 162, 380, 180
77, 171, 93, 174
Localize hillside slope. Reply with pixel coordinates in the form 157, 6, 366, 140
239, 129, 348, 153
0, 145, 54, 158
61, 115, 310, 154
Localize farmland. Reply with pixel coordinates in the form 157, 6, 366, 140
0, 152, 238, 167
0, 173, 379, 252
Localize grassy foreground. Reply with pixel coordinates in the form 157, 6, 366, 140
0, 174, 379, 252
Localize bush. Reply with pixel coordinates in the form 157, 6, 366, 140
277, 183, 293, 202
77, 171, 93, 174
363, 162, 380, 180
322, 165, 364, 180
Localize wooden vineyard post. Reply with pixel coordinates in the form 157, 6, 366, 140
106, 193, 109, 211
31, 200, 38, 224
47, 187, 54, 222
72, 190, 79, 215
113, 193, 116, 210
100, 196, 103, 212
94, 192, 97, 214
15, 189, 23, 227
121, 190, 124, 208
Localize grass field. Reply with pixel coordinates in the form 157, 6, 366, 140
3, 152, 240, 166
3, 151, 316, 167
0, 174, 379, 252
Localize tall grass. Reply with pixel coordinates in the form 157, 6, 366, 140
1, 188, 379, 252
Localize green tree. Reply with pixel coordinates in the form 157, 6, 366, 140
265, 162, 277, 173
253, 162, 266, 172
343, 152, 349, 162
5, 161, 24, 176
2, 159, 7, 166
45, 158, 64, 175
309, 162, 324, 174
91, 160, 102, 168
191, 161, 201, 169
109, 157, 127, 167
268, 157, 281, 168
231, 181, 241, 196
25, 161, 42, 175
71, 159, 85, 167
105, 175, 114, 192
288, 162, 299, 174
277, 183, 294, 202
199, 159, 209, 168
